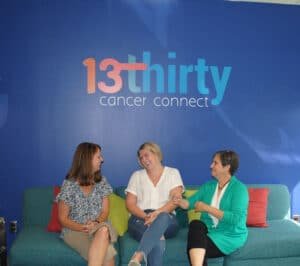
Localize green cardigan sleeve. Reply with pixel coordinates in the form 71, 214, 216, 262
187, 182, 212, 210
221, 182, 249, 225
187, 189, 202, 210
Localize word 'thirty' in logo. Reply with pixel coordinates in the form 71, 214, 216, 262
83, 51, 232, 105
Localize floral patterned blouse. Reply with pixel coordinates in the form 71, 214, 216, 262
56, 176, 113, 235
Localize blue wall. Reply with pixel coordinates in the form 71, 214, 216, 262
1, 0, 300, 239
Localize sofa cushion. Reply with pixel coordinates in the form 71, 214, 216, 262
247, 188, 269, 227
114, 186, 126, 199
247, 184, 290, 220
23, 187, 54, 227
227, 219, 300, 260
108, 193, 129, 236
9, 226, 120, 266
9, 226, 86, 266
118, 229, 223, 266
184, 189, 201, 222
223, 256, 300, 266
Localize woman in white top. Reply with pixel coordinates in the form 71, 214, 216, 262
125, 142, 184, 266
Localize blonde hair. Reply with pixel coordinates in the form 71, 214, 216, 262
137, 142, 163, 162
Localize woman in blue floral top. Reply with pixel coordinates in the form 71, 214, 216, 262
57, 142, 117, 266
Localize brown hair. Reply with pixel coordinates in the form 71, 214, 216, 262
213, 150, 239, 176
66, 142, 102, 186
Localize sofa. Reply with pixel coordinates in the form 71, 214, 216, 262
9, 184, 300, 266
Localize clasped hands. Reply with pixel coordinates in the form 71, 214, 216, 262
82, 220, 99, 234
171, 194, 183, 206
172, 195, 207, 212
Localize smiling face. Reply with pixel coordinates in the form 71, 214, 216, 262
138, 148, 161, 171
210, 154, 230, 180
91, 148, 104, 173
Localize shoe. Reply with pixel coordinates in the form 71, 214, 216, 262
128, 259, 141, 266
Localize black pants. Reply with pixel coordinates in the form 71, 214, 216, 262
187, 220, 224, 266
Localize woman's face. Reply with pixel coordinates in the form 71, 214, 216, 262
210, 154, 229, 179
138, 148, 160, 170
91, 148, 103, 173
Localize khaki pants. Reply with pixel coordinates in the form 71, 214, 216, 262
63, 222, 117, 262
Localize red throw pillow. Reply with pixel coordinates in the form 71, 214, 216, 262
247, 188, 269, 227
47, 186, 62, 232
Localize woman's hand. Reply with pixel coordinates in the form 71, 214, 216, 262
144, 210, 159, 226
194, 201, 208, 212
172, 196, 189, 209
171, 194, 182, 206
194, 201, 224, 220
172, 194, 182, 205
83, 220, 98, 233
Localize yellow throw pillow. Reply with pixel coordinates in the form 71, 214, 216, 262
184, 189, 201, 223
108, 193, 129, 236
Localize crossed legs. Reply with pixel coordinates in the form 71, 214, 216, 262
63, 226, 115, 266
89, 226, 114, 266
128, 212, 179, 266
187, 220, 224, 266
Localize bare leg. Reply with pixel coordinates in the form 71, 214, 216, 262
104, 257, 114, 266
189, 248, 206, 266
88, 226, 110, 266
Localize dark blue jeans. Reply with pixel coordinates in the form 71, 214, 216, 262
128, 210, 179, 266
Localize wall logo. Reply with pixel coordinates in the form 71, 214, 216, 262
83, 51, 232, 108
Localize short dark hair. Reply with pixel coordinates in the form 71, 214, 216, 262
213, 150, 239, 175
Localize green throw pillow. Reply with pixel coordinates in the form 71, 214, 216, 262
108, 193, 129, 236
184, 189, 201, 222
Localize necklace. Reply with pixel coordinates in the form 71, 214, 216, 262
218, 179, 230, 190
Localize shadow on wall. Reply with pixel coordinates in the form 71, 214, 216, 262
217, 107, 300, 216
0, 94, 8, 128
123, 0, 178, 48
216, 108, 300, 165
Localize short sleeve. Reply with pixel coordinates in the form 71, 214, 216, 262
125, 171, 139, 196
98, 177, 113, 197
169, 168, 184, 191
56, 180, 73, 206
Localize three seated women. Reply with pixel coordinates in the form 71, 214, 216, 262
57, 141, 248, 266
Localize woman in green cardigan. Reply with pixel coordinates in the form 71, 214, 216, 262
173, 150, 249, 266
